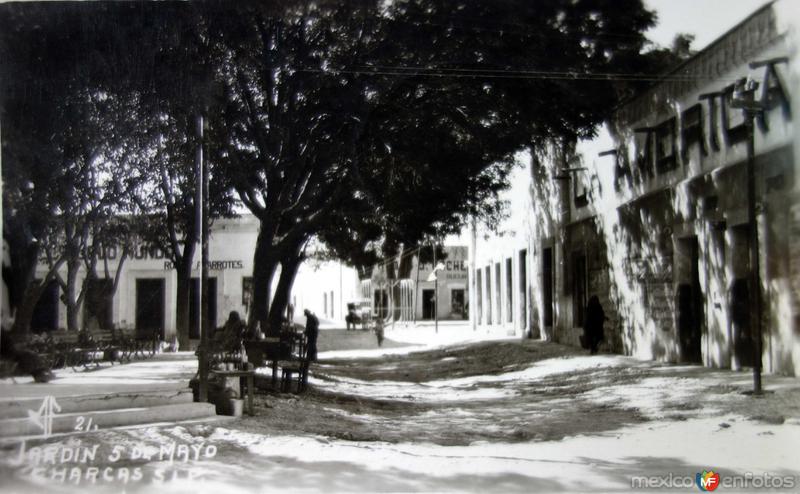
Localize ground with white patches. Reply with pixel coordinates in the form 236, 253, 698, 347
1, 328, 798, 493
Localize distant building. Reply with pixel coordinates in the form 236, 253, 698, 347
291, 258, 360, 324
362, 245, 470, 322
29, 214, 361, 339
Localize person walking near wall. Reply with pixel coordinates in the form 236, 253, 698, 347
304, 309, 319, 362
583, 296, 606, 355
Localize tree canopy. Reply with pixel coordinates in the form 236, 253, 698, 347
1, 0, 667, 333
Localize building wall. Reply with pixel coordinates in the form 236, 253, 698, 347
32, 214, 361, 336
291, 259, 360, 323
526, 0, 800, 375
362, 245, 470, 322
413, 245, 470, 321
471, 161, 535, 337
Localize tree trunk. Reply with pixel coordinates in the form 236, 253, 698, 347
175, 261, 192, 349
64, 259, 80, 332
249, 229, 279, 334
12, 285, 43, 336
398, 249, 414, 279
386, 255, 399, 321
6, 228, 41, 336
103, 245, 129, 335
268, 246, 303, 333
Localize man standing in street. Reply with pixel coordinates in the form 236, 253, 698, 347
374, 317, 385, 347
303, 309, 319, 362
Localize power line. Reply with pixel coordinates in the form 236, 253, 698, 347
294, 66, 741, 83
384, 65, 722, 82
379, 14, 656, 42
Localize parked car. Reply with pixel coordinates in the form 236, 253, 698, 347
346, 299, 372, 330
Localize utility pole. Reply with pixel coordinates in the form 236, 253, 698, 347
470, 217, 477, 331
413, 249, 420, 324
433, 240, 438, 334
731, 76, 765, 394
195, 114, 209, 402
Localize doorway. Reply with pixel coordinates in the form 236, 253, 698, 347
572, 252, 587, 328
476, 269, 483, 324
136, 278, 165, 341
676, 237, 703, 364
505, 258, 513, 323
451, 288, 466, 319
485, 266, 492, 324
730, 225, 754, 367
422, 289, 435, 320
84, 278, 113, 330
519, 249, 528, 330
543, 247, 554, 328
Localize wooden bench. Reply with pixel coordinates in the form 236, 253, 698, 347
133, 329, 160, 358
44, 330, 91, 369
22, 333, 61, 371
276, 333, 309, 393
85, 329, 124, 365
244, 334, 310, 393
244, 337, 288, 389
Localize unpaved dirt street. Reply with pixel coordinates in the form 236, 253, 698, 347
1, 332, 799, 493
238, 333, 800, 446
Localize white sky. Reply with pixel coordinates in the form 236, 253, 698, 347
644, 0, 773, 50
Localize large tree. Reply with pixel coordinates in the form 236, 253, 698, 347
204, 1, 376, 333
309, 0, 660, 315
2, 0, 662, 335
1, 2, 235, 338
0, 3, 146, 333
201, 0, 659, 332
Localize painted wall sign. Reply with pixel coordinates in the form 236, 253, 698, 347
163, 260, 244, 271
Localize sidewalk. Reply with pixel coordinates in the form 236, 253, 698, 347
0, 352, 198, 401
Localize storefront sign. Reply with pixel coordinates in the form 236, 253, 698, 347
163, 260, 244, 271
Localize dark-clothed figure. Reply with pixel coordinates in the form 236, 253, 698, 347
374, 318, 384, 347
346, 303, 358, 331
224, 311, 246, 337
217, 311, 246, 352
304, 309, 319, 362
287, 303, 295, 325
583, 296, 606, 355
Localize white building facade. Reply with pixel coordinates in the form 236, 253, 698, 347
511, 1, 800, 376
31, 214, 361, 339
470, 162, 536, 338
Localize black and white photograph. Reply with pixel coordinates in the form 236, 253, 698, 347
0, 1, 798, 492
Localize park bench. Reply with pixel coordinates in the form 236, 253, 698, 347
244, 336, 291, 389
275, 331, 309, 393
9, 327, 158, 378
84, 329, 124, 365
21, 333, 60, 370
42, 330, 92, 369
47, 329, 116, 369
128, 328, 160, 359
